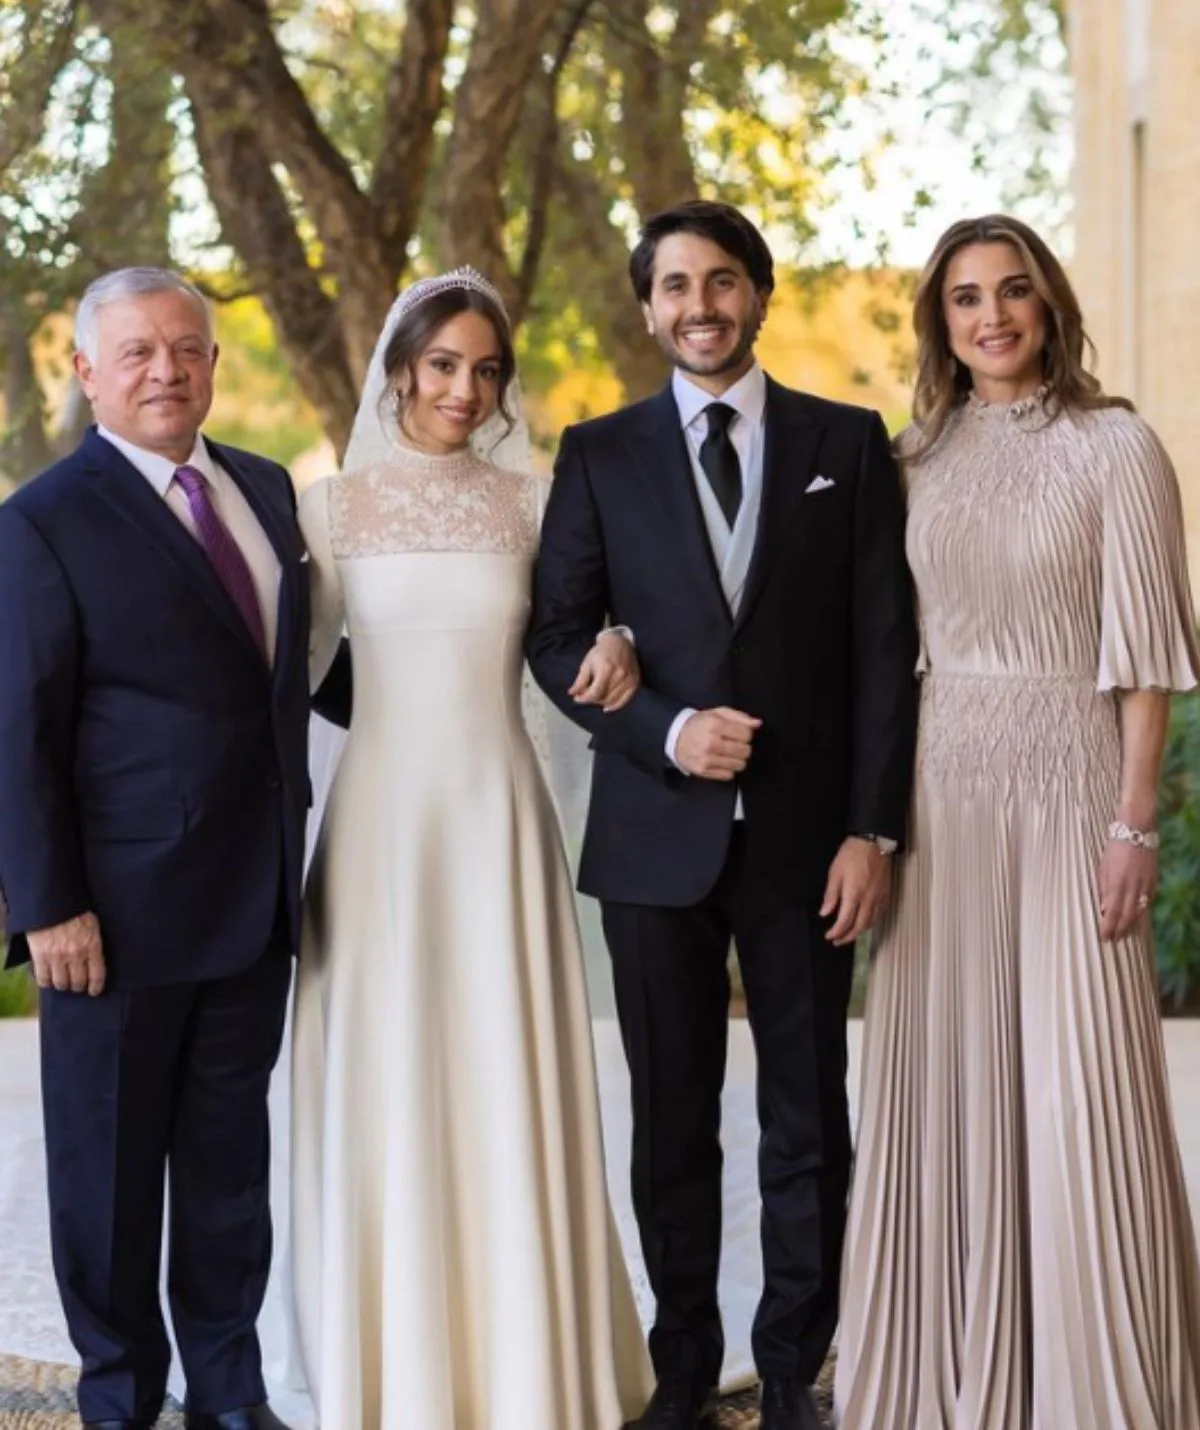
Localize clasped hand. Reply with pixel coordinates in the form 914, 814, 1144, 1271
675, 709, 890, 945
27, 910, 106, 996
675, 707, 762, 780
569, 630, 641, 712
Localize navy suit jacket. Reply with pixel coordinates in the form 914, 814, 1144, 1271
0, 427, 315, 988
526, 377, 920, 907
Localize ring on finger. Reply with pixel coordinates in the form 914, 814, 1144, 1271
1137, 892, 1151, 909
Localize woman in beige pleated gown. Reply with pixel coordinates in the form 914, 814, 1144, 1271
836, 215, 1200, 1429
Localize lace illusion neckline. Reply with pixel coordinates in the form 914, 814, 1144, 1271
382, 437, 481, 474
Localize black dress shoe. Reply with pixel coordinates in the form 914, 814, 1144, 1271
759, 1377, 823, 1430
184, 1406, 293, 1430
622, 1372, 716, 1429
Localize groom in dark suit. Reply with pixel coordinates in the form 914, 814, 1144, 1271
0, 268, 346, 1430
527, 202, 918, 1430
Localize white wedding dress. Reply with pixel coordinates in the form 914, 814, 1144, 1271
290, 441, 651, 1430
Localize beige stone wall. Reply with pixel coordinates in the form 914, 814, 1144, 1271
1070, 0, 1200, 590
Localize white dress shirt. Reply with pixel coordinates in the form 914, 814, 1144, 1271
665, 364, 767, 794
98, 426, 282, 663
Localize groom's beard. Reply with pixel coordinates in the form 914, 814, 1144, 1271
654, 309, 762, 380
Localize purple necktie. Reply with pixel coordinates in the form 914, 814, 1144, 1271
173, 465, 267, 658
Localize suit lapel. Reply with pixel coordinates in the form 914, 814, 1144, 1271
734, 379, 824, 634
82, 428, 267, 665
631, 386, 732, 626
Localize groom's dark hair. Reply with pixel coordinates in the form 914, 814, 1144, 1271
629, 200, 775, 303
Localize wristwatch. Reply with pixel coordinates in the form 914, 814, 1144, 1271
854, 832, 898, 856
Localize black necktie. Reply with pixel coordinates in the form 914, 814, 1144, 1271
699, 402, 742, 529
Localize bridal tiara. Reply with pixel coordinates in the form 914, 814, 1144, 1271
391, 265, 509, 325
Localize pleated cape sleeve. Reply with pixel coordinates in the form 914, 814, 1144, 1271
1096, 409, 1200, 692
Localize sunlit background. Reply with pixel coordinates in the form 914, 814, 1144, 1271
0, 0, 1073, 482
2, 0, 1199, 1016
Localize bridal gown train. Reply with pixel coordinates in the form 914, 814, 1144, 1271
291, 442, 651, 1430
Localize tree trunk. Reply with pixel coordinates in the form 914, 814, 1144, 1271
552, 155, 669, 401
188, 85, 360, 455
438, 0, 566, 310
513, 0, 595, 324
90, 0, 396, 385
606, 0, 707, 216
372, 0, 456, 255
71, 42, 174, 275
54, 378, 91, 459
185, 0, 395, 383
0, 306, 54, 484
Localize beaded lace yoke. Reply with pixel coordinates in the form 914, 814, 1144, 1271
327, 444, 543, 560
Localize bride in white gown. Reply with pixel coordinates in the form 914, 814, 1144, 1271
290, 268, 652, 1430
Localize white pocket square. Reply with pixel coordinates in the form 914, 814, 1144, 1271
805, 474, 835, 494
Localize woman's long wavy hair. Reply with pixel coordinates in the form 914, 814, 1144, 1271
908, 214, 1131, 459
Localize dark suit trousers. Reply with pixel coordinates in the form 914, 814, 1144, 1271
39, 936, 292, 1424
602, 825, 854, 1387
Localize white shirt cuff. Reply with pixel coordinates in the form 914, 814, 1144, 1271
665, 707, 696, 772
599, 624, 635, 646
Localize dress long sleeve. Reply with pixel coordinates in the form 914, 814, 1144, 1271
298, 477, 346, 692
1096, 411, 1200, 692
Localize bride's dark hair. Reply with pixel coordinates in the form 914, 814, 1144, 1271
381, 286, 517, 441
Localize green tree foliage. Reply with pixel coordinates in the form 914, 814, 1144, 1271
0, 965, 36, 1017
1, 1, 178, 479
909, 0, 1071, 238
1155, 693, 1200, 1010
1, 0, 865, 465
0, 0, 1070, 470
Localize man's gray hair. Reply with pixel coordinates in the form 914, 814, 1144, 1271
74, 267, 213, 361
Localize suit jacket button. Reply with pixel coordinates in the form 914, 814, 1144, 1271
266, 774, 282, 790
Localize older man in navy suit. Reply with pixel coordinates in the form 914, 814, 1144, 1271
0, 268, 345, 1430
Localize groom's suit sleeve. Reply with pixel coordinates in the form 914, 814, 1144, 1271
0, 505, 89, 938
527, 427, 685, 781
846, 413, 919, 842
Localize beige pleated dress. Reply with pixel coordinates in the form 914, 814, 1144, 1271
290, 445, 651, 1430
836, 392, 1200, 1429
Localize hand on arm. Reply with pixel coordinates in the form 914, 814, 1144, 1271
569, 630, 641, 713
27, 911, 105, 996
1098, 689, 1168, 941
528, 431, 682, 772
